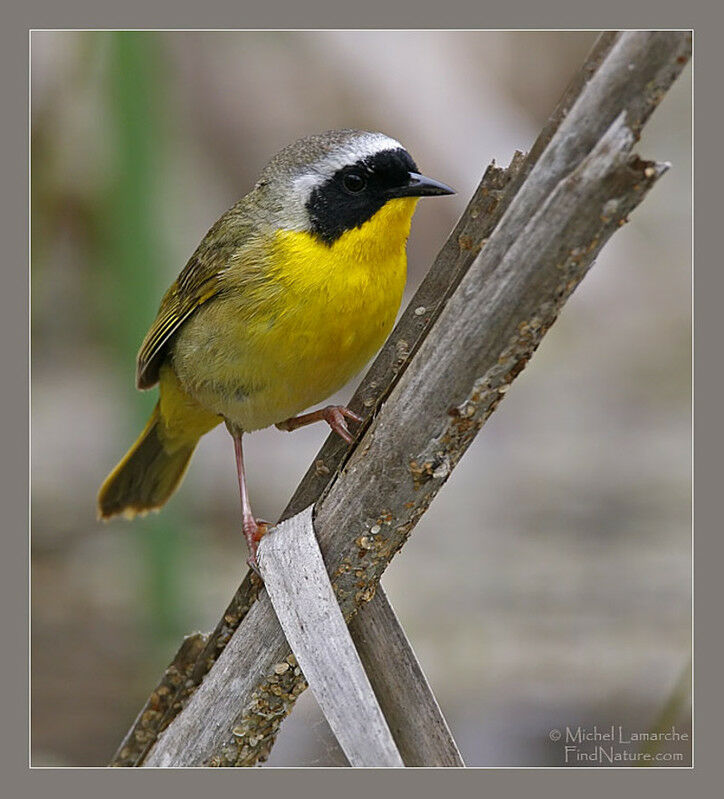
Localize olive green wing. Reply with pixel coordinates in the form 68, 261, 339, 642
135, 272, 219, 389
135, 208, 251, 389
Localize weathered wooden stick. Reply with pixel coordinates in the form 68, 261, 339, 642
113, 30, 690, 768
349, 587, 465, 767
256, 507, 404, 768
143, 594, 289, 766
142, 531, 463, 767
111, 632, 208, 764
259, 506, 463, 767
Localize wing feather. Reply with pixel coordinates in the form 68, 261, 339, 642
135, 205, 251, 389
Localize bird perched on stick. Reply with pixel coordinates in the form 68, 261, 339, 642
97, 129, 454, 569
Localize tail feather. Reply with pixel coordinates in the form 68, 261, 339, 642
97, 405, 197, 520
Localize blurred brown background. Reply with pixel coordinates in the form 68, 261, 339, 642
31, 31, 691, 766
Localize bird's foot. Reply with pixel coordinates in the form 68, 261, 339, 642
276, 405, 364, 444
244, 518, 269, 578
321, 405, 364, 443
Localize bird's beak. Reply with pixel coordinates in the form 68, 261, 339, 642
392, 172, 456, 198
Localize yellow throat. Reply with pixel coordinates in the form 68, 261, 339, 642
272, 196, 418, 293
247, 196, 420, 428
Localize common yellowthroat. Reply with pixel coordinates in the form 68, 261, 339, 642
98, 129, 454, 568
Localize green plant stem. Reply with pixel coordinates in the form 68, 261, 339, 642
105, 31, 187, 644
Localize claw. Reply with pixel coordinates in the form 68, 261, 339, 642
244, 519, 269, 571
247, 556, 263, 579
325, 407, 353, 443
341, 407, 363, 423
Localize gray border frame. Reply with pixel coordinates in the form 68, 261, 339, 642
8, 1, 711, 796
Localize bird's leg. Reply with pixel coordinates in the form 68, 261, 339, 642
230, 428, 267, 574
275, 405, 364, 444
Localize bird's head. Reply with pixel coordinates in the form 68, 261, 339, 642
255, 129, 455, 245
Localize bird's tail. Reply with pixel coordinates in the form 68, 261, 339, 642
97, 403, 198, 521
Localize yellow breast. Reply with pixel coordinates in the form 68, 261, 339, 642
174, 197, 419, 431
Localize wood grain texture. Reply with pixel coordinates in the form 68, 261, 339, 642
144, 592, 291, 766
349, 589, 465, 767
142, 511, 461, 767
113, 31, 691, 767
112, 633, 208, 766
257, 507, 404, 767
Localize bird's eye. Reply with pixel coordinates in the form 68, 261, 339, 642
342, 172, 366, 193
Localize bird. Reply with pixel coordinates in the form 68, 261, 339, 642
97, 129, 455, 570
